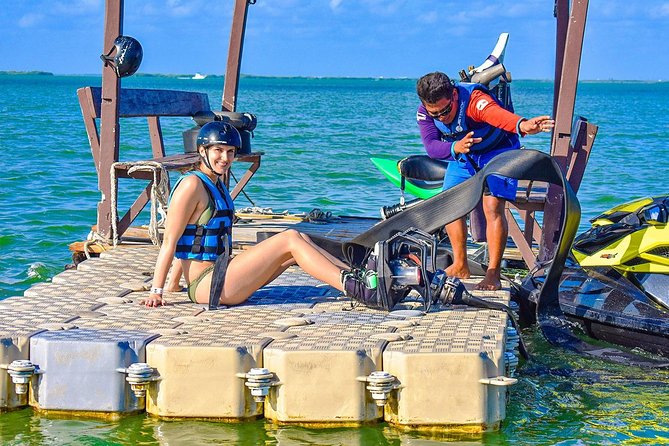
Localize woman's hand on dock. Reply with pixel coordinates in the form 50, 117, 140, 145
141, 294, 165, 307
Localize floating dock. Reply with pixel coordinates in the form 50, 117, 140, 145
0, 216, 519, 433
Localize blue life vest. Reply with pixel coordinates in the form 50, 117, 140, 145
434, 83, 520, 154
173, 171, 234, 261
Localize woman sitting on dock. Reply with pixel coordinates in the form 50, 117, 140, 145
143, 122, 375, 307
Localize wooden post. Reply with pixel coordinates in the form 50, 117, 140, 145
96, 0, 123, 239
552, 0, 570, 121
221, 0, 252, 112
539, 0, 589, 262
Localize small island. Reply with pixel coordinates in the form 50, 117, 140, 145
0, 70, 54, 76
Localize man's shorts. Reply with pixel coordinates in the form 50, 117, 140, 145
442, 147, 518, 201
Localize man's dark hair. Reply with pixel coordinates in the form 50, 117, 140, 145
416, 72, 454, 104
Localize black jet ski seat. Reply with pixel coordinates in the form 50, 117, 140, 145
398, 155, 448, 187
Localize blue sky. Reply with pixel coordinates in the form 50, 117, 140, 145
1, 0, 668, 80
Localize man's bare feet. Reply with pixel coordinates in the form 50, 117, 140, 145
445, 263, 471, 279
475, 268, 502, 291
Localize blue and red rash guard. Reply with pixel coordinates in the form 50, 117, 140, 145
416, 85, 525, 162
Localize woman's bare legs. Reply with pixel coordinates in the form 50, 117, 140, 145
194, 229, 348, 305
298, 232, 349, 270
165, 259, 184, 292
245, 232, 347, 289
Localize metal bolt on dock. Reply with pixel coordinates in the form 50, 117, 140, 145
5, 360, 38, 395
238, 367, 275, 403
117, 363, 159, 398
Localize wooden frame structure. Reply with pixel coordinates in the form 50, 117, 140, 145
87, 0, 255, 241
87, 0, 594, 269
540, 0, 593, 263
501, 0, 596, 270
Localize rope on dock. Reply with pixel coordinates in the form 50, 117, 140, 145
305, 208, 333, 222
110, 161, 169, 247
82, 232, 110, 259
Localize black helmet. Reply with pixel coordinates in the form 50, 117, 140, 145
100, 35, 143, 78
196, 122, 242, 149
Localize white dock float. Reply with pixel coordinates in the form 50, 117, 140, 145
383, 307, 514, 432
0, 236, 519, 432
29, 328, 158, 416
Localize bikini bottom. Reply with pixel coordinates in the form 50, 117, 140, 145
187, 264, 215, 303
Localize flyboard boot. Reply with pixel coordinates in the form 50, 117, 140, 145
342, 227, 463, 312
341, 227, 530, 358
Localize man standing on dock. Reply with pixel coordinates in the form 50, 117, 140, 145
416, 71, 554, 290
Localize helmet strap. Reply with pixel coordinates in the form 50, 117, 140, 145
200, 147, 224, 177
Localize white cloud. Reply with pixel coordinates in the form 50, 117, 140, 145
654, 3, 669, 16
18, 13, 45, 28
418, 11, 439, 25
166, 0, 199, 17
329, 0, 343, 11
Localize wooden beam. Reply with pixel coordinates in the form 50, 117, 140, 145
97, 0, 123, 239
506, 209, 537, 270
148, 117, 165, 158
222, 0, 252, 112
552, 0, 570, 121
77, 87, 101, 170
540, 0, 590, 262
117, 184, 152, 237
87, 87, 210, 117
567, 120, 598, 193
551, 0, 589, 169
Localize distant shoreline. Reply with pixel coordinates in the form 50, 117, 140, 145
0, 70, 54, 76
0, 71, 664, 83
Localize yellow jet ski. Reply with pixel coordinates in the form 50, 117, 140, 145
556, 196, 669, 358
571, 196, 669, 309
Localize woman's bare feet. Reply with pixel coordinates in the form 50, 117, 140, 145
475, 268, 502, 291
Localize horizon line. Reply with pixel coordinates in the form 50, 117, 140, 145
0, 71, 666, 83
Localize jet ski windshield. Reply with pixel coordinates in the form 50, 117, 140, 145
632, 272, 669, 310
640, 201, 669, 225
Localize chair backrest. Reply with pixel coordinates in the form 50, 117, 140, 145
77, 86, 211, 162
564, 117, 598, 194
80, 87, 210, 118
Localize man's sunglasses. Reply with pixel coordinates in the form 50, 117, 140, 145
427, 99, 454, 119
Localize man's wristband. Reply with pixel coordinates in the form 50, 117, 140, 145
150, 287, 164, 296
516, 118, 526, 136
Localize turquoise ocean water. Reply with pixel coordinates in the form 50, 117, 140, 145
0, 74, 668, 444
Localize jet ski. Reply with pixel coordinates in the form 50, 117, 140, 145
556, 196, 669, 357
370, 149, 669, 364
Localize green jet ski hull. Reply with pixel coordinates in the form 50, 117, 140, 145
370, 157, 441, 200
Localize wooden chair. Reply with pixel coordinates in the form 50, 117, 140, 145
77, 86, 262, 243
